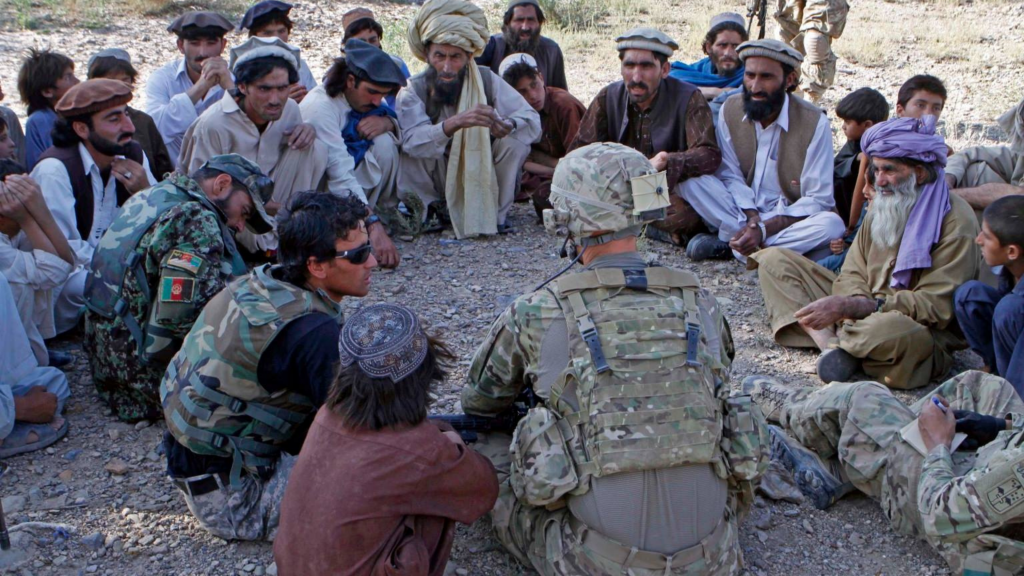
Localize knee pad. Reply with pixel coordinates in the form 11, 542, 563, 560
804, 30, 831, 63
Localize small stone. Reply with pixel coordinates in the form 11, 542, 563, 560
755, 529, 768, 544
849, 533, 864, 547
753, 511, 772, 530
45, 447, 55, 455
104, 459, 130, 476
244, 564, 256, 572
63, 449, 82, 461
398, 235, 414, 242
783, 508, 800, 517
134, 420, 151, 431
86, 566, 98, 573
255, 568, 265, 576
104, 535, 119, 548
802, 519, 813, 534
82, 532, 105, 550
2, 495, 27, 514
58, 470, 73, 483
266, 563, 278, 576
455, 570, 468, 576
138, 535, 154, 546
107, 429, 120, 441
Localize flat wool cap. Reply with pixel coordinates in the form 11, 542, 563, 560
737, 38, 804, 68
615, 27, 678, 57
345, 39, 407, 87
229, 36, 300, 73
239, 0, 292, 31
55, 79, 133, 118
167, 11, 233, 35
507, 0, 540, 10
709, 12, 745, 29
341, 7, 376, 31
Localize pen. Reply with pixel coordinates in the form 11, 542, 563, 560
931, 396, 947, 414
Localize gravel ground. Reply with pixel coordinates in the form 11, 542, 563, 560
0, 0, 1019, 573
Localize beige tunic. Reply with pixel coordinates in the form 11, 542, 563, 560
752, 193, 980, 389
178, 93, 327, 251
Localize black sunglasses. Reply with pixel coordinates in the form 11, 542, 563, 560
334, 242, 373, 265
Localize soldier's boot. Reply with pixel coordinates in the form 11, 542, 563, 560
742, 376, 802, 424
768, 425, 855, 510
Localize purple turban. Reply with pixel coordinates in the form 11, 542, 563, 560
860, 115, 950, 289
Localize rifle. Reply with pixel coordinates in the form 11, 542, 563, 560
747, 0, 769, 40
430, 388, 538, 443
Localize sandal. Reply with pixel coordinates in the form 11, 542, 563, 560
0, 420, 69, 459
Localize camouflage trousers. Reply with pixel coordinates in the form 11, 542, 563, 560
175, 453, 296, 542
775, 371, 1024, 573
774, 0, 849, 98
84, 312, 166, 423
474, 434, 743, 576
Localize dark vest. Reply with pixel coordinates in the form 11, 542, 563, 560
38, 142, 145, 239
722, 93, 822, 204
410, 69, 496, 125
604, 77, 698, 155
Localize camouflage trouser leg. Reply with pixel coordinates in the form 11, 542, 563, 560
475, 434, 743, 576
176, 453, 296, 542
774, 0, 849, 98
781, 372, 1024, 572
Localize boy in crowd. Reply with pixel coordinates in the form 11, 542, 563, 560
955, 196, 1024, 396
239, 0, 318, 101
16, 49, 79, 170
818, 87, 889, 272
0, 116, 18, 161
87, 49, 176, 179
274, 303, 498, 574
0, 83, 25, 165
0, 160, 76, 367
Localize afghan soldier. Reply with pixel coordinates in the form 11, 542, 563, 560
161, 192, 376, 541
462, 142, 770, 575
83, 154, 272, 422
747, 370, 1024, 575
768, 0, 848, 101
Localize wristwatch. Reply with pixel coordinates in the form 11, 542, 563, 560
365, 214, 382, 228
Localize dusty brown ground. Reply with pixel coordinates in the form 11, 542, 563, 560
0, 0, 1021, 574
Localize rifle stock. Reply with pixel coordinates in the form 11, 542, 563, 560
429, 388, 537, 443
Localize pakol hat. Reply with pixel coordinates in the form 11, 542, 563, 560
167, 11, 233, 36
344, 39, 407, 87
239, 0, 292, 31
615, 27, 678, 57
737, 38, 804, 68
55, 79, 133, 118
229, 36, 300, 73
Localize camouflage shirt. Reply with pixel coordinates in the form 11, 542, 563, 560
85, 174, 244, 422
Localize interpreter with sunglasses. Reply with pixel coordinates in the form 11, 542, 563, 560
160, 191, 378, 542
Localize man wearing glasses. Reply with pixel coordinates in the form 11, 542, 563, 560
160, 191, 377, 541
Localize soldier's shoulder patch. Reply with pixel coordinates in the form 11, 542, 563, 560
985, 459, 1024, 514
159, 277, 195, 303
165, 250, 205, 275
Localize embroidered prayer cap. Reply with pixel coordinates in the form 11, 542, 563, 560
342, 7, 377, 31
239, 0, 292, 31
498, 52, 538, 77
200, 154, 276, 234
87, 48, 132, 72
345, 39, 408, 87
709, 12, 745, 30
338, 303, 429, 383
615, 27, 678, 57
167, 11, 233, 36
229, 36, 300, 73
55, 79, 133, 119
737, 38, 803, 68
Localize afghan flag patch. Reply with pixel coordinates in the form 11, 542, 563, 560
159, 277, 195, 303
166, 250, 205, 275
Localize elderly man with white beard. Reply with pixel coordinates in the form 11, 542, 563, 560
750, 116, 979, 389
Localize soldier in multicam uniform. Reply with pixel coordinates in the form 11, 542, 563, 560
83, 154, 273, 422
765, 0, 848, 101
747, 370, 1024, 575
160, 191, 377, 541
461, 142, 770, 576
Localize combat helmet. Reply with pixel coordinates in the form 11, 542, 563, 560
543, 142, 670, 248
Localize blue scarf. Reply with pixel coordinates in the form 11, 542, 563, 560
342, 105, 396, 167
668, 57, 744, 89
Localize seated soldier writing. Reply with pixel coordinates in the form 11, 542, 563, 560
274, 303, 498, 575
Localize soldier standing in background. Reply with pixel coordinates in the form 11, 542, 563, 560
769, 0, 848, 101
462, 142, 770, 576
83, 155, 271, 422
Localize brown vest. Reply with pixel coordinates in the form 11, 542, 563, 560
604, 77, 697, 155
722, 93, 822, 203
38, 142, 144, 239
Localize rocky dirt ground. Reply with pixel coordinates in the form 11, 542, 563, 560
0, 0, 1021, 574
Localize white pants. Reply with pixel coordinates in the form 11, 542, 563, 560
0, 274, 69, 439
681, 175, 845, 261
54, 267, 87, 335
398, 137, 530, 225
355, 132, 401, 212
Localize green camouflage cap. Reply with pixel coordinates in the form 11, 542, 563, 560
200, 154, 275, 234
544, 142, 660, 240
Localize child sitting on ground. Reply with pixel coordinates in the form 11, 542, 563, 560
817, 87, 888, 273
954, 195, 1024, 397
